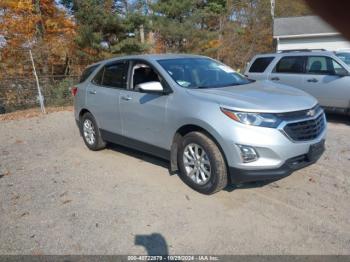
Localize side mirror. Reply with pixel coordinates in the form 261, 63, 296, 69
136, 81, 164, 94
336, 68, 350, 77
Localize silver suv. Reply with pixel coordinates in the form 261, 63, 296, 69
73, 54, 326, 194
245, 50, 350, 115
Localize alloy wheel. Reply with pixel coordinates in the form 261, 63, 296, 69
183, 143, 211, 185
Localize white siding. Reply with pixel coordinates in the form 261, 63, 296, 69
277, 35, 350, 52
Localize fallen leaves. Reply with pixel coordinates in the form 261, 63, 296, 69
0, 170, 11, 179
62, 199, 72, 205
20, 211, 29, 217
308, 177, 316, 183
0, 106, 73, 121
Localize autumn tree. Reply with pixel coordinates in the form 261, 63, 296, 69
217, 0, 312, 70
275, 0, 312, 17
0, 0, 76, 77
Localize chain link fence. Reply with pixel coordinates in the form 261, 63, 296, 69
0, 48, 90, 114
0, 75, 80, 113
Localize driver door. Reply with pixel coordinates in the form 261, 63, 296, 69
301, 56, 350, 108
119, 60, 170, 152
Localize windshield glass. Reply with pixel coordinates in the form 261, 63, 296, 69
157, 58, 251, 88
336, 52, 350, 66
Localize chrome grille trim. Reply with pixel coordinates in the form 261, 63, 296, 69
278, 110, 326, 143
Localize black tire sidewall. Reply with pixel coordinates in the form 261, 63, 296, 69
177, 132, 226, 194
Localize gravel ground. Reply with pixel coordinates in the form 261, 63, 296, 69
0, 110, 349, 255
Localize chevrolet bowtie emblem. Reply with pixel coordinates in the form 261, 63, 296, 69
307, 109, 316, 117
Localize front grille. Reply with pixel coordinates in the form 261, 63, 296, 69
283, 113, 325, 141
277, 104, 322, 121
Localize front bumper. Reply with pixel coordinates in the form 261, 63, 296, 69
228, 140, 325, 184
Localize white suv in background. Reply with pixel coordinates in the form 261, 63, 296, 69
245, 50, 350, 115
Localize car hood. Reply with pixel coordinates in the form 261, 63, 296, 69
187, 80, 318, 113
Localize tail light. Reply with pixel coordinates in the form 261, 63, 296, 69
71, 86, 78, 96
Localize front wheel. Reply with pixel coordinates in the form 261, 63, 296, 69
177, 131, 228, 194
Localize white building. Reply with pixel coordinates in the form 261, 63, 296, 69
273, 16, 350, 52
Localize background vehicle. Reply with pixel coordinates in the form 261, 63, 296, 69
73, 54, 326, 194
245, 50, 350, 115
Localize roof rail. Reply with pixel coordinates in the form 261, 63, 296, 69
279, 49, 327, 53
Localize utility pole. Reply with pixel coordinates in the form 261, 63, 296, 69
140, 24, 145, 43
29, 50, 46, 114
271, 0, 275, 19
271, 0, 277, 51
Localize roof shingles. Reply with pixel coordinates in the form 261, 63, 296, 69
273, 16, 338, 37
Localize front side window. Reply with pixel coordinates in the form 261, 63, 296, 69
331, 59, 348, 75
305, 56, 346, 75
249, 57, 274, 73
336, 52, 350, 66
306, 56, 333, 75
274, 56, 305, 74
132, 63, 162, 90
92, 62, 128, 88
157, 58, 250, 89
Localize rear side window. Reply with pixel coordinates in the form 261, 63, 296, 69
249, 57, 274, 73
92, 62, 129, 88
275, 56, 305, 74
79, 65, 99, 83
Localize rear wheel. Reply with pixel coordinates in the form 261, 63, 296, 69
81, 112, 106, 151
177, 131, 228, 194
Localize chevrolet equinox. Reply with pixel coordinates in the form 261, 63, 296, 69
73, 54, 326, 194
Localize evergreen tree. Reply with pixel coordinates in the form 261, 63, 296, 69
60, 0, 148, 61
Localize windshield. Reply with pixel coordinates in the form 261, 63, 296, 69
336, 52, 350, 66
157, 58, 251, 88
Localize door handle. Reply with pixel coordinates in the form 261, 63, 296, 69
89, 90, 97, 94
307, 78, 318, 83
270, 77, 280, 81
121, 95, 132, 101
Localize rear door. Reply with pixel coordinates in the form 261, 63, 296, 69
268, 56, 306, 88
86, 61, 129, 134
302, 55, 350, 108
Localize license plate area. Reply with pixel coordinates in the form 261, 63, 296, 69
307, 140, 325, 161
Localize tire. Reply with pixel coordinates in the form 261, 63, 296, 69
80, 112, 106, 151
177, 131, 228, 194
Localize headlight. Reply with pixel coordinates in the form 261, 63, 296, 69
221, 108, 282, 128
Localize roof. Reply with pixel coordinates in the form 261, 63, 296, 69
252, 50, 336, 58
86, 54, 207, 68
273, 16, 339, 38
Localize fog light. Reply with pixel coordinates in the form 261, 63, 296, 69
237, 145, 259, 163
